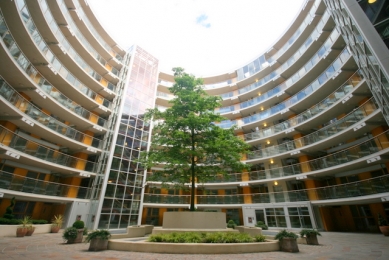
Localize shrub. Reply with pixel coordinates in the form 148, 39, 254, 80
300, 229, 321, 238
31, 219, 48, 225
255, 221, 268, 230
72, 220, 85, 229
63, 227, 78, 240
3, 197, 15, 220
227, 220, 237, 229
0, 217, 22, 225
85, 230, 111, 242
147, 232, 266, 243
254, 234, 266, 242
275, 230, 298, 241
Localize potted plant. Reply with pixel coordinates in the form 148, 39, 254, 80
275, 229, 299, 253
255, 221, 268, 230
51, 214, 64, 233
17, 216, 31, 237
378, 213, 389, 236
300, 228, 321, 245
25, 223, 35, 236
85, 229, 111, 251
63, 227, 78, 244
227, 219, 237, 229
72, 220, 86, 243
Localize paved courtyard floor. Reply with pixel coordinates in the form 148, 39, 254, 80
0, 231, 388, 260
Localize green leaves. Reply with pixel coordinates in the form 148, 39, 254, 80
141, 68, 251, 210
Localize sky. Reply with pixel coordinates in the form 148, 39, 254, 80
88, 0, 306, 77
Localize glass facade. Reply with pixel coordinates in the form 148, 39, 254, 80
98, 46, 158, 229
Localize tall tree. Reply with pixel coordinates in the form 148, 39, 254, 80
141, 67, 251, 211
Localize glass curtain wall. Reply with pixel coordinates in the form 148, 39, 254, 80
98, 46, 158, 229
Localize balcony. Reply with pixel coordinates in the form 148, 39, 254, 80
0, 170, 92, 199
143, 175, 389, 205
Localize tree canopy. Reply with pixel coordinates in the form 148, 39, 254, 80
141, 67, 251, 211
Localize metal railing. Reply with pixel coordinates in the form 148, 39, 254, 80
143, 174, 389, 205
0, 170, 92, 199
0, 125, 98, 173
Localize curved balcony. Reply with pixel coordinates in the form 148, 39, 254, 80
143, 174, 389, 205
216, 48, 353, 129
235, 11, 333, 100
0, 170, 92, 199
35, 0, 118, 90
247, 98, 380, 161
147, 130, 389, 184
0, 125, 98, 175
236, 0, 321, 82
0, 78, 103, 152
10, 0, 116, 104
71, 0, 124, 63
219, 28, 343, 120
0, 11, 108, 130
52, 0, 121, 75
243, 71, 366, 143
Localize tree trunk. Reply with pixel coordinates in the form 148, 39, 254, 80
190, 129, 195, 211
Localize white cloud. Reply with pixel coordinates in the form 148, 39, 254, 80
88, 0, 305, 76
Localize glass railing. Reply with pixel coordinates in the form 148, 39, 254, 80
237, 0, 321, 81
247, 98, 378, 159
0, 170, 92, 199
158, 80, 174, 87
156, 91, 174, 99
243, 70, 364, 142
239, 25, 338, 112
73, 0, 124, 62
0, 11, 107, 128
0, 125, 98, 173
56, 0, 119, 76
238, 11, 332, 97
0, 78, 103, 149
19, 0, 116, 96
146, 130, 389, 183
216, 47, 351, 128
143, 174, 389, 205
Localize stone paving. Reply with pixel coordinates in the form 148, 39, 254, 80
0, 232, 388, 260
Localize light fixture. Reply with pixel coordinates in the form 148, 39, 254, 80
270, 159, 274, 164
255, 79, 258, 83
368, 0, 376, 3
264, 123, 267, 127
267, 140, 270, 144
260, 107, 264, 111
258, 92, 261, 96
274, 181, 278, 186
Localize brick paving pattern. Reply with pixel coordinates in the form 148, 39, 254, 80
0, 232, 388, 260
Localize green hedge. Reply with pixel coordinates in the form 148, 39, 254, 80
148, 232, 266, 243
0, 218, 48, 225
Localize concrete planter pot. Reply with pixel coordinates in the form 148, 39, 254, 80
379, 226, 389, 236
89, 237, 109, 251
280, 237, 299, 253
74, 229, 84, 243
305, 234, 319, 245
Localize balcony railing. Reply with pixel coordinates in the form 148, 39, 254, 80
0, 170, 92, 199
0, 10, 107, 128
147, 130, 389, 183
143, 174, 389, 205
0, 125, 98, 173
0, 78, 103, 149
247, 98, 378, 159
16, 0, 114, 105
244, 70, 364, 141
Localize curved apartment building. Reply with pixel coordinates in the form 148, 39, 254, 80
1, 0, 389, 233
